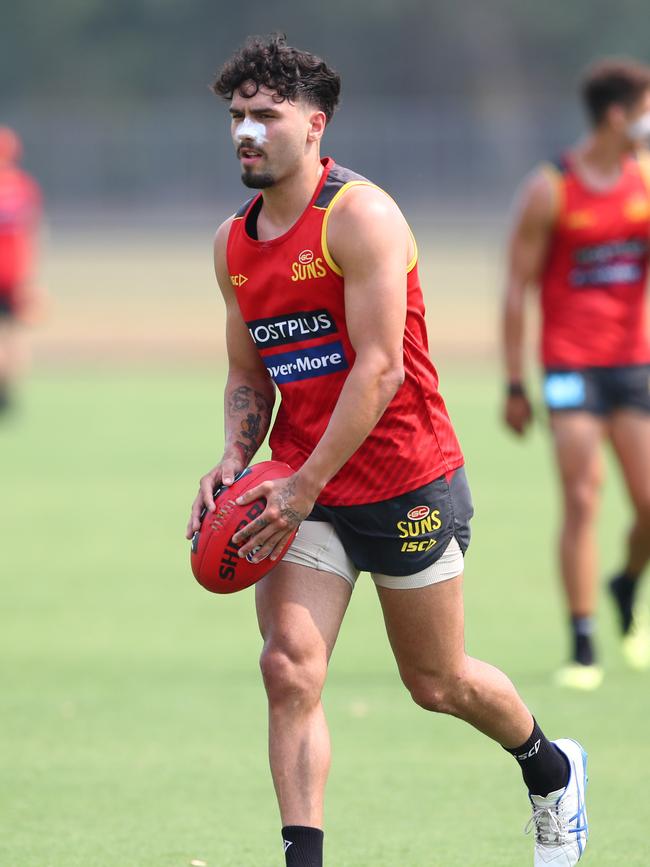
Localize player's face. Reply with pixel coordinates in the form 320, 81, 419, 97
229, 85, 320, 188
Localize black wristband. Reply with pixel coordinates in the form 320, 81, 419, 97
507, 382, 527, 398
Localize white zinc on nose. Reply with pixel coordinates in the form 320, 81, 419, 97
234, 117, 268, 147
628, 111, 650, 142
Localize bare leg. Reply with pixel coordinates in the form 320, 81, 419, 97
377, 573, 532, 747
609, 410, 650, 576
255, 562, 352, 827
549, 412, 606, 619
377, 569, 576, 854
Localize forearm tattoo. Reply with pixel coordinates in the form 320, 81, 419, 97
227, 385, 271, 464
277, 477, 305, 527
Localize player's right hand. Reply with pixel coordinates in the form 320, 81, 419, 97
185, 453, 245, 539
503, 393, 533, 436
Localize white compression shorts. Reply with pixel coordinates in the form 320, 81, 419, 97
283, 520, 465, 590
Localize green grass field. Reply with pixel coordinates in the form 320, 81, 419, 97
2, 228, 649, 865
2, 366, 649, 867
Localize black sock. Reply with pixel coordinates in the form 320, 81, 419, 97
609, 571, 640, 634
570, 615, 595, 665
505, 718, 570, 797
282, 826, 324, 867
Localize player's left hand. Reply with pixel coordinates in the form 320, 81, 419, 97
231, 473, 314, 563
503, 392, 533, 435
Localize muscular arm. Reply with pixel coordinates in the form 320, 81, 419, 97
295, 186, 407, 495
185, 218, 275, 537
502, 168, 557, 433
218, 218, 275, 469
225, 382, 272, 468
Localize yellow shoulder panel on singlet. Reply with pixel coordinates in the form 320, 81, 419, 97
321, 180, 419, 276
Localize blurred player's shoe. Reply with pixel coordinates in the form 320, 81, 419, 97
621, 610, 650, 670
553, 663, 603, 691
526, 738, 588, 866
609, 573, 650, 670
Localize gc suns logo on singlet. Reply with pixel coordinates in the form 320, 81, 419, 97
247, 309, 349, 384
291, 249, 327, 282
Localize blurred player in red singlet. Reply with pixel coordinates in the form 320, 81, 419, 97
503, 59, 650, 689
0, 126, 43, 413
186, 34, 588, 866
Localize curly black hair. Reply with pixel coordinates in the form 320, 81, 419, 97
582, 57, 650, 126
212, 33, 341, 124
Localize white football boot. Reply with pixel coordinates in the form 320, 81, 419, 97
526, 738, 588, 865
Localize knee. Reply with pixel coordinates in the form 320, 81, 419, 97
563, 479, 600, 524
402, 667, 473, 716
259, 640, 326, 710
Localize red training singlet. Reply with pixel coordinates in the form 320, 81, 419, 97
226, 158, 464, 506
540, 153, 650, 368
0, 167, 41, 294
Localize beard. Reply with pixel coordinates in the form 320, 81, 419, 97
241, 167, 276, 189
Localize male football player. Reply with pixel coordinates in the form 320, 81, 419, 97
189, 34, 588, 866
503, 58, 650, 688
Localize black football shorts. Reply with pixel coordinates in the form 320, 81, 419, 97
305, 466, 474, 577
543, 364, 650, 416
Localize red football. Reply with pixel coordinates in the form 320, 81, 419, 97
190, 460, 297, 594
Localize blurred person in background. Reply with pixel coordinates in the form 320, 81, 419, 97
189, 34, 589, 867
0, 126, 43, 414
502, 58, 650, 690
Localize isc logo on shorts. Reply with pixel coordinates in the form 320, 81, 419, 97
396, 506, 442, 553
400, 539, 438, 553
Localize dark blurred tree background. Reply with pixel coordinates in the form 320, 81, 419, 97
2, 0, 649, 210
